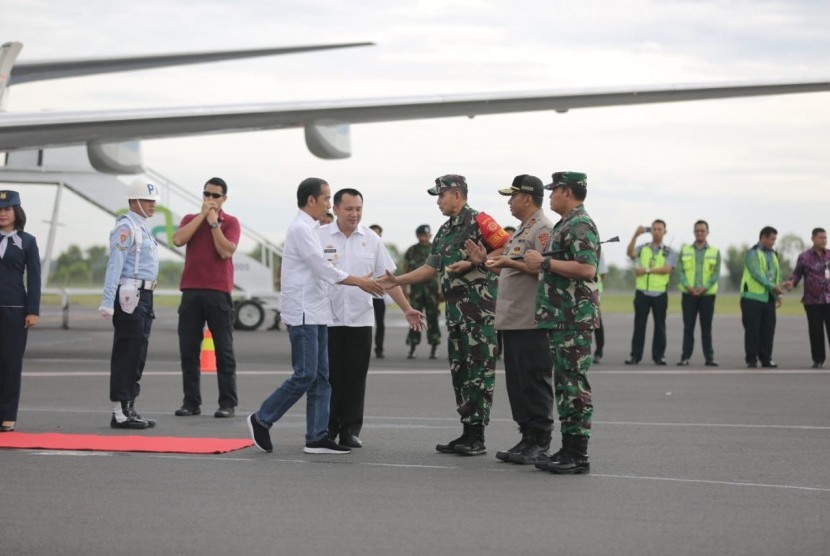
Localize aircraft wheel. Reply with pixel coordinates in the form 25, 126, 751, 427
234, 300, 265, 331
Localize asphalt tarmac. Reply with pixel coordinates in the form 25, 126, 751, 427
2, 304, 829, 555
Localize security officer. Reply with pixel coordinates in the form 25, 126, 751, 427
525, 171, 599, 475
740, 226, 782, 368
403, 224, 441, 359
99, 179, 161, 429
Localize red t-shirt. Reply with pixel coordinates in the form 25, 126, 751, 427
179, 211, 241, 292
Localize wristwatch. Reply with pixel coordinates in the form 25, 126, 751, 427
540, 256, 552, 274
208, 222, 220, 229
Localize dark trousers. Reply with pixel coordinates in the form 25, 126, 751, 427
110, 289, 154, 402
741, 296, 776, 365
502, 329, 554, 432
178, 289, 238, 409
630, 290, 668, 362
0, 307, 28, 421
804, 304, 830, 364
681, 293, 716, 361
593, 311, 604, 357
373, 298, 386, 355
328, 326, 372, 437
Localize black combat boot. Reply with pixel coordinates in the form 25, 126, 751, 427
407, 345, 416, 359
547, 434, 590, 474
535, 435, 566, 471
509, 429, 551, 465
436, 424, 470, 454
110, 401, 151, 430
128, 400, 156, 428
453, 424, 486, 456
429, 345, 438, 360
496, 427, 531, 462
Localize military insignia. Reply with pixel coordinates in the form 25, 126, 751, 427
512, 246, 522, 255
115, 226, 131, 252
538, 232, 550, 247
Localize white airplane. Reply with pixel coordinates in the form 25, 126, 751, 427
1, 39, 829, 172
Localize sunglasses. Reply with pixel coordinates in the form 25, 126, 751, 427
203, 191, 224, 199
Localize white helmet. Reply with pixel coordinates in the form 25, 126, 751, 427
127, 179, 161, 201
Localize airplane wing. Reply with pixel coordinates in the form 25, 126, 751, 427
1, 80, 829, 154
6, 42, 374, 85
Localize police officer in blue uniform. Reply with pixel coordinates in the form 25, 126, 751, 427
0, 190, 40, 432
99, 180, 160, 429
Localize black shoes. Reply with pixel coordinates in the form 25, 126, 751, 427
453, 424, 486, 456
304, 437, 351, 454
677, 359, 690, 366
593, 353, 602, 364
509, 430, 551, 465
812, 361, 824, 369
175, 406, 201, 416
496, 429, 532, 462
406, 346, 416, 359
214, 407, 234, 418
761, 360, 778, 368
436, 425, 469, 454
429, 345, 438, 360
654, 358, 667, 366
545, 434, 590, 474
624, 358, 640, 365
339, 434, 363, 448
111, 401, 154, 430
247, 413, 273, 453
705, 360, 719, 367
375, 350, 385, 360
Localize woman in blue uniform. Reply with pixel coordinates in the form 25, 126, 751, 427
0, 190, 41, 432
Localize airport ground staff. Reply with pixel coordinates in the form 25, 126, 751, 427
525, 171, 599, 475
625, 219, 677, 365
99, 180, 160, 430
677, 220, 721, 366
0, 190, 40, 433
740, 226, 782, 368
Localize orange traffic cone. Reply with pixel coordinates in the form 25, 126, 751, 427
200, 328, 217, 373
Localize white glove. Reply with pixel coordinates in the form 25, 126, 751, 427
98, 305, 114, 319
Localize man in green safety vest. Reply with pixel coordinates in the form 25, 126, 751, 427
740, 226, 783, 368
677, 220, 721, 367
625, 220, 677, 365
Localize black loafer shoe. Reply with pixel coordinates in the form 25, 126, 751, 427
761, 360, 778, 368
654, 358, 667, 366
677, 359, 690, 366
339, 434, 363, 448
747, 362, 758, 368
175, 406, 201, 416
812, 361, 824, 369
624, 359, 640, 365
214, 407, 235, 418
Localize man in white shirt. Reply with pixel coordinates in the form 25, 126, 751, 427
320, 188, 424, 448
247, 178, 385, 455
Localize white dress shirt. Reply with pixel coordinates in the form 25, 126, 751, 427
280, 210, 349, 326
319, 223, 396, 327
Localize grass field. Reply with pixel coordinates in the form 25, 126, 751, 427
43, 291, 807, 316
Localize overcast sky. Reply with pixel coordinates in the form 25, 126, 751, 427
2, 0, 830, 269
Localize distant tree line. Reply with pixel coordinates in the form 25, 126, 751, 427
47, 245, 183, 287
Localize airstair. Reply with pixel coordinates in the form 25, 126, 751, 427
1, 145, 282, 330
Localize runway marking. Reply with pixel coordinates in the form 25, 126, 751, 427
28, 451, 829, 492
592, 473, 830, 493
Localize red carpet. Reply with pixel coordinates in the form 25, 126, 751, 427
0, 432, 253, 454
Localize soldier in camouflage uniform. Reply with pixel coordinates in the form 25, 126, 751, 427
525, 171, 599, 475
379, 174, 499, 456
403, 224, 441, 359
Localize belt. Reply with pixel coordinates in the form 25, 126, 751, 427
119, 278, 157, 291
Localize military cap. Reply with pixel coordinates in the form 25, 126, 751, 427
544, 171, 587, 190
0, 190, 21, 208
415, 224, 431, 235
498, 174, 544, 197
427, 174, 467, 195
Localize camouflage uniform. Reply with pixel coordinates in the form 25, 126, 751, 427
427, 204, 497, 425
536, 203, 599, 437
403, 242, 441, 349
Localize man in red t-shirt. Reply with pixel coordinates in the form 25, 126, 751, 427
172, 177, 241, 418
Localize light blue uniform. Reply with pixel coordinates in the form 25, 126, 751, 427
101, 212, 159, 310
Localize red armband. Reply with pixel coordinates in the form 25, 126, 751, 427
475, 212, 509, 250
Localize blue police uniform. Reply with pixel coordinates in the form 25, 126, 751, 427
0, 190, 41, 428
101, 209, 159, 428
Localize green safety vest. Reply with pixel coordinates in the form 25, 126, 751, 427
635, 245, 670, 293
678, 244, 719, 294
740, 247, 780, 302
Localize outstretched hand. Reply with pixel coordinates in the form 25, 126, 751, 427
464, 239, 487, 264
376, 270, 400, 290
356, 273, 385, 297
404, 308, 427, 331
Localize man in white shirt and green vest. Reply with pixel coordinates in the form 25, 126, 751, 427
625, 220, 677, 365
740, 226, 782, 368
677, 220, 721, 367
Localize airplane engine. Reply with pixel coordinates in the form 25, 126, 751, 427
304, 121, 351, 159
87, 140, 144, 174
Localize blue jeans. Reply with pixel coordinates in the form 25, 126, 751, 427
256, 324, 330, 443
